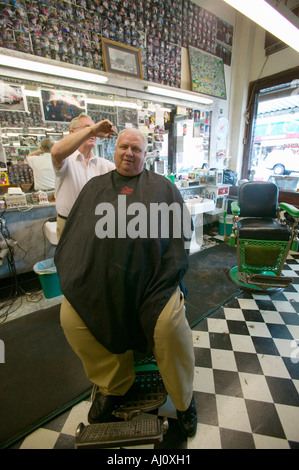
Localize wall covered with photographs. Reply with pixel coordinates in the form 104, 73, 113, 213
0, 0, 233, 89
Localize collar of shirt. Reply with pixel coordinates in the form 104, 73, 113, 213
75, 150, 97, 162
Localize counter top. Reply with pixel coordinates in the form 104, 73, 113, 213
4, 202, 56, 212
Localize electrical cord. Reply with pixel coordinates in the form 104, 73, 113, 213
0, 217, 43, 323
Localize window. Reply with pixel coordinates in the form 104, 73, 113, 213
242, 67, 299, 181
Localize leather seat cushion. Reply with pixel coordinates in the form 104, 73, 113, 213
237, 218, 291, 241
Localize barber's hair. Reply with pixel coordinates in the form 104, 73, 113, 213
117, 128, 147, 149
40, 138, 54, 153
69, 112, 90, 131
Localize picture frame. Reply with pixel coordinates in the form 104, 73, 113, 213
0, 83, 28, 112
19, 135, 39, 147
117, 107, 138, 127
101, 38, 143, 79
39, 88, 87, 123
188, 46, 227, 100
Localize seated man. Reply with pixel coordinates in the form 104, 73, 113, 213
54, 128, 197, 437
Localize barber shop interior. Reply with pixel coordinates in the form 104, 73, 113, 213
0, 0, 299, 451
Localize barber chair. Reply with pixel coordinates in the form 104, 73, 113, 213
228, 181, 299, 291
43, 217, 58, 246
75, 355, 169, 449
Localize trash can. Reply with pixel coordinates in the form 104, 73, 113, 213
218, 214, 234, 237
33, 258, 62, 299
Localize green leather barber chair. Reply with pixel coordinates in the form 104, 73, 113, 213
229, 181, 299, 291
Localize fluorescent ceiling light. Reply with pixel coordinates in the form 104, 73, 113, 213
86, 98, 115, 106
86, 97, 142, 109
145, 86, 213, 105
0, 54, 108, 84
24, 90, 41, 97
114, 100, 142, 110
28, 127, 55, 131
222, 0, 299, 53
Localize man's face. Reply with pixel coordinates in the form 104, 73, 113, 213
71, 116, 96, 149
114, 130, 147, 177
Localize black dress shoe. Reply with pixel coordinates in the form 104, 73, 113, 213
176, 395, 197, 438
88, 391, 122, 424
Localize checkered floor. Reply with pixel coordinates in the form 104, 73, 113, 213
8, 239, 299, 449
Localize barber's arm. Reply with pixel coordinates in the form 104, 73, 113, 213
27, 148, 42, 157
51, 119, 117, 170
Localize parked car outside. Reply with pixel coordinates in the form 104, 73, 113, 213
264, 148, 299, 175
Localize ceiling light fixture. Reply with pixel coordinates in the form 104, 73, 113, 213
0, 55, 108, 84
222, 0, 299, 53
86, 98, 142, 109
145, 86, 213, 105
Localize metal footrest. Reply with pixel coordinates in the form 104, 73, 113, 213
91, 369, 167, 421
115, 369, 167, 420
75, 417, 169, 449
240, 272, 293, 290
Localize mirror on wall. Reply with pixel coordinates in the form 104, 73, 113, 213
173, 111, 211, 175
0, 74, 212, 194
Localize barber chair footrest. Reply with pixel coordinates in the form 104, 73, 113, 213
75, 417, 169, 449
240, 273, 293, 289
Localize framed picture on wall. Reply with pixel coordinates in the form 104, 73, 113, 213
117, 107, 138, 127
188, 46, 227, 99
40, 88, 87, 123
19, 135, 39, 146
101, 38, 143, 79
0, 83, 28, 112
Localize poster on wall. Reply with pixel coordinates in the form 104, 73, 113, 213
188, 46, 227, 99
19, 135, 39, 146
117, 107, 138, 127
40, 89, 87, 123
0, 83, 28, 112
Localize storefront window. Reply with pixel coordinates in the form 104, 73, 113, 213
243, 67, 299, 192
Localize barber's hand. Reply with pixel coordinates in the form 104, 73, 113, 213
93, 119, 118, 138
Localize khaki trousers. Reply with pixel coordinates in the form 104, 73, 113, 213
60, 286, 194, 411
56, 215, 66, 241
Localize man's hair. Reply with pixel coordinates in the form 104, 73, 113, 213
69, 113, 90, 131
116, 128, 147, 149
40, 138, 54, 153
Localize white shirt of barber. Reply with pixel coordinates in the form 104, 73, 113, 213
54, 150, 115, 217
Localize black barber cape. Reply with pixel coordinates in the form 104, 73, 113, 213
55, 169, 192, 354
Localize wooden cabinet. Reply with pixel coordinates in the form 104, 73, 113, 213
278, 190, 299, 208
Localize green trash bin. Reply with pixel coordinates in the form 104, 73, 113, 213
33, 258, 62, 299
218, 214, 234, 237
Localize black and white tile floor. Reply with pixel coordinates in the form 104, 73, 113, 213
7, 237, 299, 449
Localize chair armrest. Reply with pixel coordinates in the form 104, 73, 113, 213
279, 202, 299, 218
231, 200, 240, 215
